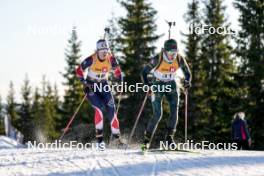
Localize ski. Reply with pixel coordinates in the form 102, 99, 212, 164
140, 146, 201, 155
149, 148, 200, 154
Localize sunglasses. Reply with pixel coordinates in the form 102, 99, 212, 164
98, 49, 109, 53
167, 49, 178, 57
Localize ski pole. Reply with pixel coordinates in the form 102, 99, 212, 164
59, 94, 87, 140
184, 89, 188, 143
148, 120, 158, 149
104, 27, 110, 40
165, 20, 176, 39
116, 73, 125, 114
125, 91, 149, 150
116, 92, 122, 115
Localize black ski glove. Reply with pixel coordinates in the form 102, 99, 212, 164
83, 80, 94, 93
183, 80, 191, 89
146, 74, 154, 86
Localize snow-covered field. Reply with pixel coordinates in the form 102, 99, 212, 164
0, 146, 264, 176
0, 136, 24, 149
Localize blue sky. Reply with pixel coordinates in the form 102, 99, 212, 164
0, 0, 239, 102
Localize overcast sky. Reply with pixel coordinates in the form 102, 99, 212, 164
0, 0, 239, 102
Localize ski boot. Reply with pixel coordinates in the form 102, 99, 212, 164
163, 128, 177, 150
111, 134, 127, 149
141, 133, 151, 152
95, 130, 105, 151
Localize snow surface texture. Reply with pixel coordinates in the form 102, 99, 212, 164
0, 147, 263, 176
0, 136, 24, 149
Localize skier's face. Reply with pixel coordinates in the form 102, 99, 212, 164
97, 49, 108, 60
166, 49, 178, 60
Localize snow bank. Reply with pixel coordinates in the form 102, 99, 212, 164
0, 135, 24, 149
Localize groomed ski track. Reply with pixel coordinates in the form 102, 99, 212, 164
0, 148, 264, 176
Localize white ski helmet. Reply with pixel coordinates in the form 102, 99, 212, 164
96, 39, 109, 51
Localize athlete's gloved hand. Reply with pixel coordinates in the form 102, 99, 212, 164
83, 80, 94, 93
183, 80, 191, 89
115, 75, 123, 97
145, 74, 154, 87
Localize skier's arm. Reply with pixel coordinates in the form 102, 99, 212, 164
110, 55, 122, 81
76, 56, 93, 84
141, 55, 159, 85
179, 55, 192, 82
243, 121, 251, 140
243, 120, 252, 147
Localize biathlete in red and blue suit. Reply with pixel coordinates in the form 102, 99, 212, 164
76, 39, 124, 148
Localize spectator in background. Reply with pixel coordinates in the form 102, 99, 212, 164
232, 112, 251, 150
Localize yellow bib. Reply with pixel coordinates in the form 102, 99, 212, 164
153, 53, 180, 81
87, 53, 112, 80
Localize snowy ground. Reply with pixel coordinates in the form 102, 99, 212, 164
0, 136, 24, 149
0, 147, 264, 176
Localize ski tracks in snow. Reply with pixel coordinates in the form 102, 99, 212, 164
1, 148, 264, 176
150, 152, 158, 176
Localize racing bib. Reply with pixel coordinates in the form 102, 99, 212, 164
87, 53, 112, 80
153, 53, 180, 81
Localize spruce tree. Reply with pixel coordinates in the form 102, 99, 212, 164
182, 0, 208, 140
0, 95, 5, 134
53, 84, 62, 133
118, 0, 160, 82
117, 0, 160, 132
200, 0, 240, 142
31, 87, 42, 141
234, 0, 264, 149
6, 82, 19, 129
35, 77, 59, 141
61, 26, 92, 138
18, 75, 33, 142
62, 27, 86, 127
107, 13, 122, 58
41, 82, 58, 140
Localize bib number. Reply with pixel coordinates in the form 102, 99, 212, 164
162, 73, 173, 79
